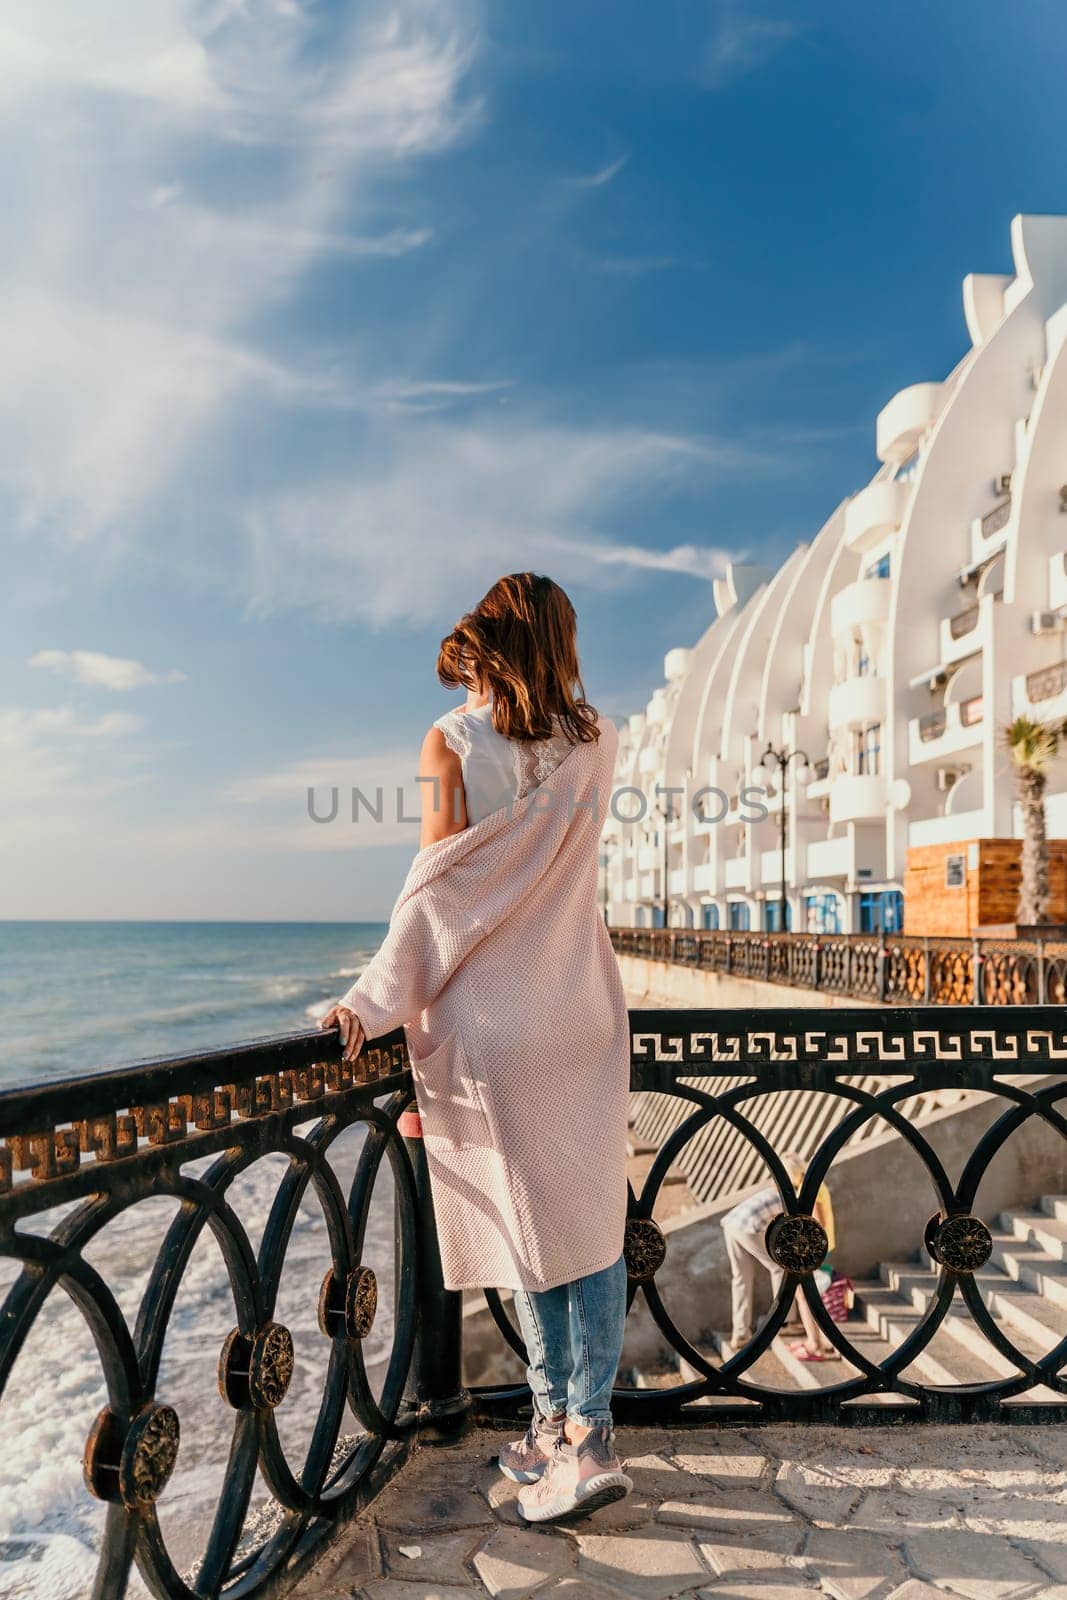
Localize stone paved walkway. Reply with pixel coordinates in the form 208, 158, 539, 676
297, 1423, 1067, 1600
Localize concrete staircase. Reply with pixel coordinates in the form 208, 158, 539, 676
696, 1195, 1067, 1399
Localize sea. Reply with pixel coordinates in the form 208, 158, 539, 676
0, 920, 394, 1599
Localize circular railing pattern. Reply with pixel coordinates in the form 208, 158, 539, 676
474, 1013, 1067, 1425
0, 1035, 418, 1600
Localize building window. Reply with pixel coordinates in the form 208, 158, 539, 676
858, 890, 904, 933
764, 900, 792, 932
855, 637, 872, 677
728, 902, 751, 931
701, 904, 720, 930
865, 552, 891, 580
804, 892, 843, 933
857, 723, 881, 775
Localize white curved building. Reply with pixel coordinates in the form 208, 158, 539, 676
606, 214, 1067, 935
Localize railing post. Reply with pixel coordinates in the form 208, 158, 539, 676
972, 936, 983, 1005
876, 938, 886, 1003
812, 938, 821, 991
1038, 935, 1047, 1004
923, 937, 932, 1005
401, 1113, 471, 1440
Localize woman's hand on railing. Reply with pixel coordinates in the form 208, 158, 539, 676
320, 1003, 366, 1062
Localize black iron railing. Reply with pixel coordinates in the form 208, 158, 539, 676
610, 926, 1067, 1006
4, 1008, 1067, 1597
0, 1027, 439, 1600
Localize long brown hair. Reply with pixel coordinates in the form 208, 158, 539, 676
437, 573, 600, 743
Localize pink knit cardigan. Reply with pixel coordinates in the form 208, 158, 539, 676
339, 718, 630, 1292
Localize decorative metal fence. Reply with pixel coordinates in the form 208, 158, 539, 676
3, 1008, 1067, 1597
610, 926, 1067, 1006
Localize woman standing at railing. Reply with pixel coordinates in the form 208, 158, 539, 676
321, 573, 633, 1525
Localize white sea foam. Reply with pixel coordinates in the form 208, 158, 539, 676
0, 1126, 397, 1592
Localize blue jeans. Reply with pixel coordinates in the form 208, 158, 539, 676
512, 1254, 627, 1429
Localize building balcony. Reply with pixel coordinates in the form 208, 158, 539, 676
830, 576, 891, 638
907, 696, 985, 765
1013, 659, 1067, 720
623, 877, 638, 901
760, 847, 793, 885
669, 867, 687, 896
664, 647, 691, 683
724, 856, 750, 889
805, 834, 853, 880
692, 862, 714, 893
828, 673, 886, 731
638, 871, 657, 900
637, 843, 658, 871
637, 744, 661, 776
909, 807, 986, 848
938, 591, 997, 667
875, 381, 945, 465
843, 480, 911, 555
829, 772, 888, 824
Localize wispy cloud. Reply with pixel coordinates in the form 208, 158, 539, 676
0, 704, 144, 806
29, 649, 186, 691
701, 4, 801, 88
545, 538, 737, 581
0, 2, 483, 544
593, 253, 699, 277
243, 417, 754, 626
570, 155, 629, 188
374, 377, 517, 412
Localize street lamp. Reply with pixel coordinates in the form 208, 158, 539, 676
657, 794, 673, 930
757, 743, 810, 933
600, 836, 617, 926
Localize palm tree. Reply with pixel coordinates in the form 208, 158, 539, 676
1003, 716, 1067, 924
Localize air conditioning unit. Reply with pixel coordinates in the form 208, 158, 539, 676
1031, 610, 1065, 635
937, 768, 960, 792
993, 473, 1012, 496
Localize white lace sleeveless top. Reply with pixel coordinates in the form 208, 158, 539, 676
433, 702, 577, 824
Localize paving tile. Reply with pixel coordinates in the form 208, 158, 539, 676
623, 1454, 725, 1503
574, 1525, 710, 1599
694, 1581, 818, 1598
669, 1434, 768, 1486
544, 1580, 633, 1600
848, 1490, 969, 1534
363, 1583, 479, 1600
773, 1461, 860, 1527
382, 1530, 483, 1585
799, 1527, 907, 1600
904, 1528, 1046, 1599
883, 1586, 947, 1600
374, 1479, 495, 1534
470, 1524, 577, 1598
658, 1485, 805, 1566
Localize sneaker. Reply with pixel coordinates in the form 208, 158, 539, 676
517, 1424, 633, 1524
498, 1411, 564, 1484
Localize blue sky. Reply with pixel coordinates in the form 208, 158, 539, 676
3, 0, 1067, 920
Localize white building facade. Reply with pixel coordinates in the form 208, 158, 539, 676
605, 214, 1067, 935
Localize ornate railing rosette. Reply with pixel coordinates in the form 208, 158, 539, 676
0, 1027, 422, 1600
